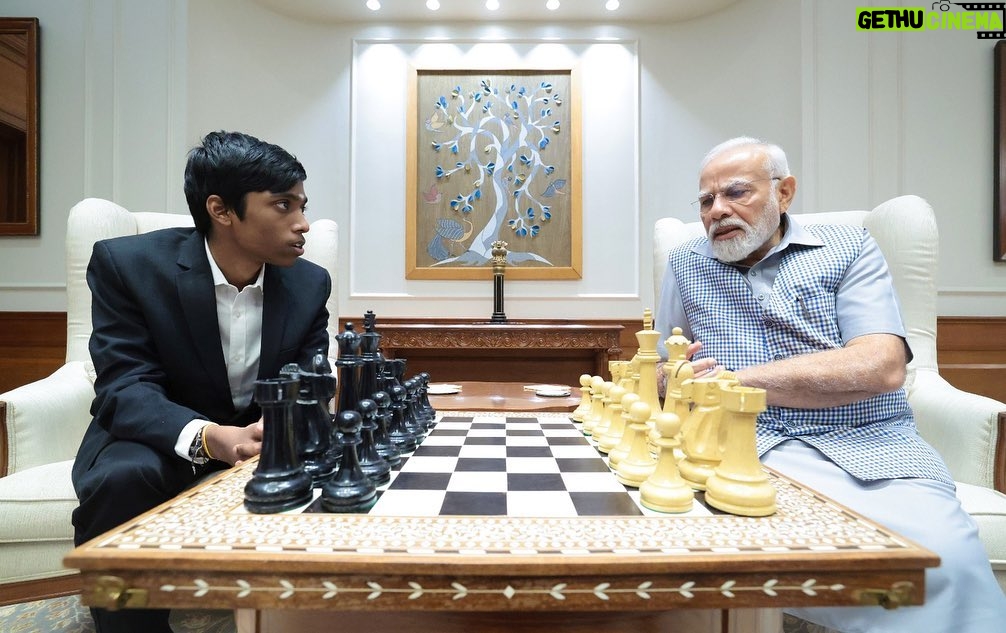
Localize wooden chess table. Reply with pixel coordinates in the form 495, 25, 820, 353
64, 411, 937, 633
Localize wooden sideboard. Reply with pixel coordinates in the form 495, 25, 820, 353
362, 320, 623, 385
1, 313, 1004, 404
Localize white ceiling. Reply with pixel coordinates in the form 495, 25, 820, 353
251, 0, 743, 24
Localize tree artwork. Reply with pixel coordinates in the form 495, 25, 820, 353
407, 69, 581, 280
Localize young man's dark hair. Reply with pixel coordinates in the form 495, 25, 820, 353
183, 130, 307, 234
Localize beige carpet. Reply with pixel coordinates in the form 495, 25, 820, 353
0, 594, 235, 633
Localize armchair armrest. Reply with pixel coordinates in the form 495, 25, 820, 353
0, 361, 95, 477
907, 368, 1006, 492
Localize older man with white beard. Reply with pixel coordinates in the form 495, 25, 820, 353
654, 137, 1006, 632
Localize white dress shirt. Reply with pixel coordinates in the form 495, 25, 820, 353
174, 239, 265, 460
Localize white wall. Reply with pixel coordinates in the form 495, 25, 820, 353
0, 0, 1003, 320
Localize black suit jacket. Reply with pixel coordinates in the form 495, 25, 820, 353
72, 227, 330, 478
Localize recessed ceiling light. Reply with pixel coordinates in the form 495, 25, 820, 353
605, 0, 620, 10
546, 0, 560, 10
366, 0, 380, 10
486, 0, 500, 9
426, 0, 440, 10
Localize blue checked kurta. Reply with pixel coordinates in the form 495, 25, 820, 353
658, 217, 953, 486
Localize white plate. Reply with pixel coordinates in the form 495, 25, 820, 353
535, 388, 571, 398
427, 383, 462, 395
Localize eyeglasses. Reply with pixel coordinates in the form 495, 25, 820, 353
692, 177, 781, 214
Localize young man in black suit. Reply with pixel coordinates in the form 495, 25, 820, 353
71, 130, 331, 632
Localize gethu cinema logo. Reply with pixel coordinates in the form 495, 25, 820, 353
857, 5, 1004, 33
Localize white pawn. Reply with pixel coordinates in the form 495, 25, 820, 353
571, 374, 592, 423
590, 381, 616, 444
640, 410, 694, 513
607, 391, 639, 468
597, 384, 627, 454
582, 375, 605, 437
614, 400, 657, 488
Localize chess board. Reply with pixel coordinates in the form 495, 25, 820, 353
67, 409, 937, 622
302, 412, 715, 519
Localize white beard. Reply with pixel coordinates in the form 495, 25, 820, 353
707, 196, 781, 263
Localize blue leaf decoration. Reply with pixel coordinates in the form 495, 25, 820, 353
542, 206, 551, 220
538, 137, 549, 150
435, 165, 444, 178
530, 224, 540, 237
544, 165, 555, 175
541, 178, 567, 198
427, 235, 449, 261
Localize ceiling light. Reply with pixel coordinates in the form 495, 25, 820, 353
486, 0, 500, 10
605, 0, 620, 10
366, 0, 380, 10
546, 0, 560, 10
426, 0, 440, 10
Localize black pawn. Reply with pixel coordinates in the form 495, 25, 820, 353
356, 398, 392, 486
244, 377, 314, 514
321, 410, 377, 513
418, 371, 437, 427
386, 383, 419, 453
402, 378, 428, 441
370, 390, 401, 468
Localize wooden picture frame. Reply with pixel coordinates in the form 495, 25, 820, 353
0, 17, 40, 236
995, 41, 1006, 261
406, 67, 582, 280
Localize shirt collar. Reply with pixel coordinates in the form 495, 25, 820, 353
691, 214, 824, 263
204, 238, 265, 290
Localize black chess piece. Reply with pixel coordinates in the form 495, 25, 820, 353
297, 370, 339, 486
355, 398, 392, 486
401, 377, 428, 441
305, 349, 342, 467
244, 377, 314, 514
369, 390, 401, 468
418, 371, 437, 428
358, 311, 382, 401
321, 410, 377, 513
386, 383, 419, 453
335, 323, 363, 416
278, 363, 337, 487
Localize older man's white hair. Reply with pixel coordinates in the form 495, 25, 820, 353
701, 136, 791, 179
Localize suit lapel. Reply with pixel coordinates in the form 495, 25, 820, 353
176, 232, 231, 399
260, 265, 291, 378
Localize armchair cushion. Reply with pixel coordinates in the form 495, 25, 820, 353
1, 361, 95, 475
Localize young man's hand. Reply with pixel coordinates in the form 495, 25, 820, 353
205, 420, 265, 466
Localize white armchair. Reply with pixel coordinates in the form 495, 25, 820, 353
0, 198, 339, 605
653, 194, 1006, 593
